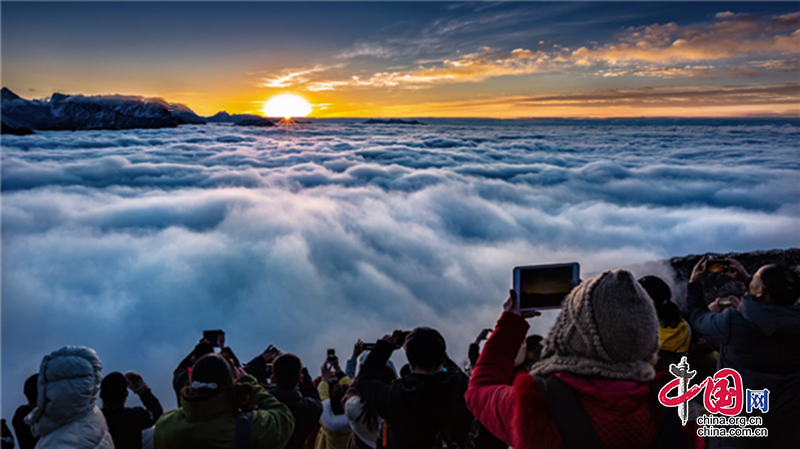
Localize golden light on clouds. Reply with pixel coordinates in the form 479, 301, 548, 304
262, 94, 312, 119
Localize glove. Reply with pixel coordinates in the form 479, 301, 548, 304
125, 371, 149, 395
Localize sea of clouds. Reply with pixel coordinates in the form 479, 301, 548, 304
2, 118, 799, 414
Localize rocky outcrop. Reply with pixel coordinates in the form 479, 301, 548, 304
205, 111, 264, 123
1, 120, 35, 135
363, 118, 427, 125
234, 117, 275, 127
1, 87, 205, 131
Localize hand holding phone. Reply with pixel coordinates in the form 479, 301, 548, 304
381, 330, 408, 349
706, 257, 730, 274
262, 345, 281, 364
503, 289, 542, 318
203, 330, 225, 348
474, 328, 492, 344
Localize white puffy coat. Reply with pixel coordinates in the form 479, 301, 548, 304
25, 346, 114, 449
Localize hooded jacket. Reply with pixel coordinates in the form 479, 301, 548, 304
687, 283, 800, 447
153, 374, 294, 449
356, 340, 472, 449
466, 312, 703, 449
24, 346, 114, 449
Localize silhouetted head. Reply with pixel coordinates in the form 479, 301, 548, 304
24, 374, 38, 406
192, 342, 215, 365
403, 327, 446, 373
751, 265, 800, 306
639, 275, 682, 327
191, 354, 233, 391
330, 382, 349, 416
525, 335, 543, 364
100, 371, 128, 408
272, 354, 303, 390
380, 364, 397, 385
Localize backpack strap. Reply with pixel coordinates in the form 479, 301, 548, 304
534, 375, 606, 449
378, 419, 389, 448
235, 411, 253, 449
653, 406, 685, 449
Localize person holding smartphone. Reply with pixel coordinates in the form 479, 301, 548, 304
355, 328, 473, 448
687, 257, 800, 447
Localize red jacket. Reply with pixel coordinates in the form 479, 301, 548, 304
465, 312, 705, 449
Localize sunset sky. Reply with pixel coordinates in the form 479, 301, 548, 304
2, 1, 799, 118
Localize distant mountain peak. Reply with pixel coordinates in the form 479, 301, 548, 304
1, 87, 205, 131
2, 87, 22, 102
50, 92, 69, 103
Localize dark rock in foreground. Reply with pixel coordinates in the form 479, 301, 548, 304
669, 248, 800, 303
1, 120, 35, 135
234, 117, 275, 127
1, 87, 205, 131
363, 118, 427, 125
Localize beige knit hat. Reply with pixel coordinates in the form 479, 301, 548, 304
530, 269, 660, 383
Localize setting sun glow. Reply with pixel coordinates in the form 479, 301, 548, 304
263, 94, 312, 119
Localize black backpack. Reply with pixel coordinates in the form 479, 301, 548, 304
376, 419, 469, 449
235, 411, 252, 449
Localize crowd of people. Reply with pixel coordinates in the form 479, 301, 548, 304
4, 256, 799, 449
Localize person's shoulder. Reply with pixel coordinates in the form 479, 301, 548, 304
301, 395, 322, 408
155, 408, 186, 427
13, 405, 29, 420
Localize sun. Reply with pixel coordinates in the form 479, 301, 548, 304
262, 94, 312, 120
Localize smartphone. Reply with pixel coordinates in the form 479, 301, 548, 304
398, 331, 411, 345
203, 330, 224, 347
363, 343, 376, 351
707, 258, 729, 274
513, 263, 580, 311
327, 348, 336, 360
718, 298, 733, 310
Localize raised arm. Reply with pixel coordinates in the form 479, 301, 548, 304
355, 335, 403, 421
686, 257, 732, 344
241, 374, 296, 448
126, 371, 163, 428
466, 290, 536, 445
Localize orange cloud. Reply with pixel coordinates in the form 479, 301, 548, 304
571, 12, 800, 66
260, 65, 342, 88
259, 11, 800, 93
599, 65, 717, 78
350, 48, 551, 87
262, 47, 562, 91
344, 83, 800, 118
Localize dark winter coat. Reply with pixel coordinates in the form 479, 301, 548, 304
356, 340, 473, 449
268, 368, 324, 449
102, 388, 163, 449
12, 406, 38, 449
687, 282, 800, 448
